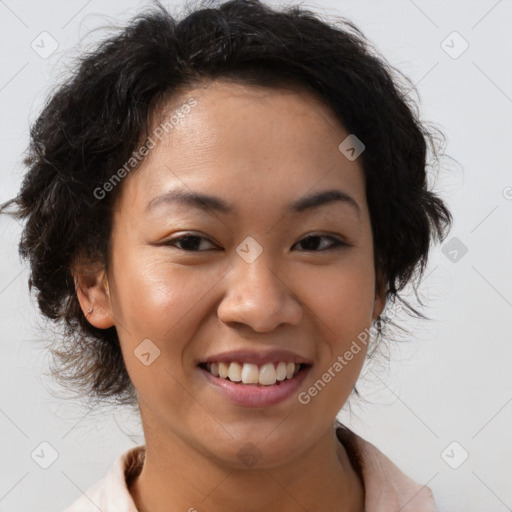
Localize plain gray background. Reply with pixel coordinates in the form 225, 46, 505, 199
1, 0, 511, 510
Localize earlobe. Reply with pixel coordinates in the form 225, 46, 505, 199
73, 265, 115, 329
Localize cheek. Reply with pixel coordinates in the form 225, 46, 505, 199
301, 251, 376, 321
110, 245, 217, 357
111, 250, 219, 404
298, 264, 374, 411
295, 250, 376, 385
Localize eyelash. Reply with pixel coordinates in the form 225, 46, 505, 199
161, 233, 348, 252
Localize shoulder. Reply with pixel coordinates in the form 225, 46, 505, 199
60, 445, 145, 512
335, 420, 438, 512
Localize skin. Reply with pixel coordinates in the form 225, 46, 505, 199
75, 79, 386, 512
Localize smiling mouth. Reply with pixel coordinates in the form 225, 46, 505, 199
197, 361, 311, 386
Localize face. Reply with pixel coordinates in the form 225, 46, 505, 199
80, 79, 385, 467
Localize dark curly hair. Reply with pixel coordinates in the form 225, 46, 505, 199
1, 0, 452, 410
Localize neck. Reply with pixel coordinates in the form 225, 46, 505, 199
129, 424, 365, 512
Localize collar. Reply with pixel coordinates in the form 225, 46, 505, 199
64, 422, 437, 511
334, 420, 437, 511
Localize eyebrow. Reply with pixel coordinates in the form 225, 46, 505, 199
145, 188, 361, 219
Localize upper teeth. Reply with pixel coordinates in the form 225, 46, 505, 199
207, 361, 300, 386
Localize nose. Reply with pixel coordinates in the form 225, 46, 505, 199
217, 254, 303, 332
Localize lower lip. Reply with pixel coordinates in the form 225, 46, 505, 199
198, 365, 311, 408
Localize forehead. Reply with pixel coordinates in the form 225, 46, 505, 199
153, 79, 345, 152
116, 79, 367, 222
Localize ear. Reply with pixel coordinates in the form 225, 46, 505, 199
372, 267, 387, 320
73, 262, 115, 329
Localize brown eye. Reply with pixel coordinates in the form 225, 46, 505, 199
162, 234, 217, 251
294, 235, 348, 252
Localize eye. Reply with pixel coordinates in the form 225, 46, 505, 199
162, 234, 218, 251
293, 234, 348, 252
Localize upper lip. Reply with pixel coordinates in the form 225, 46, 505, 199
198, 349, 313, 366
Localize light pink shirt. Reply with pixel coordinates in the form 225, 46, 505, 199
61, 423, 437, 511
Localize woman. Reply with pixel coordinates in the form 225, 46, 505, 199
1, 0, 452, 510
